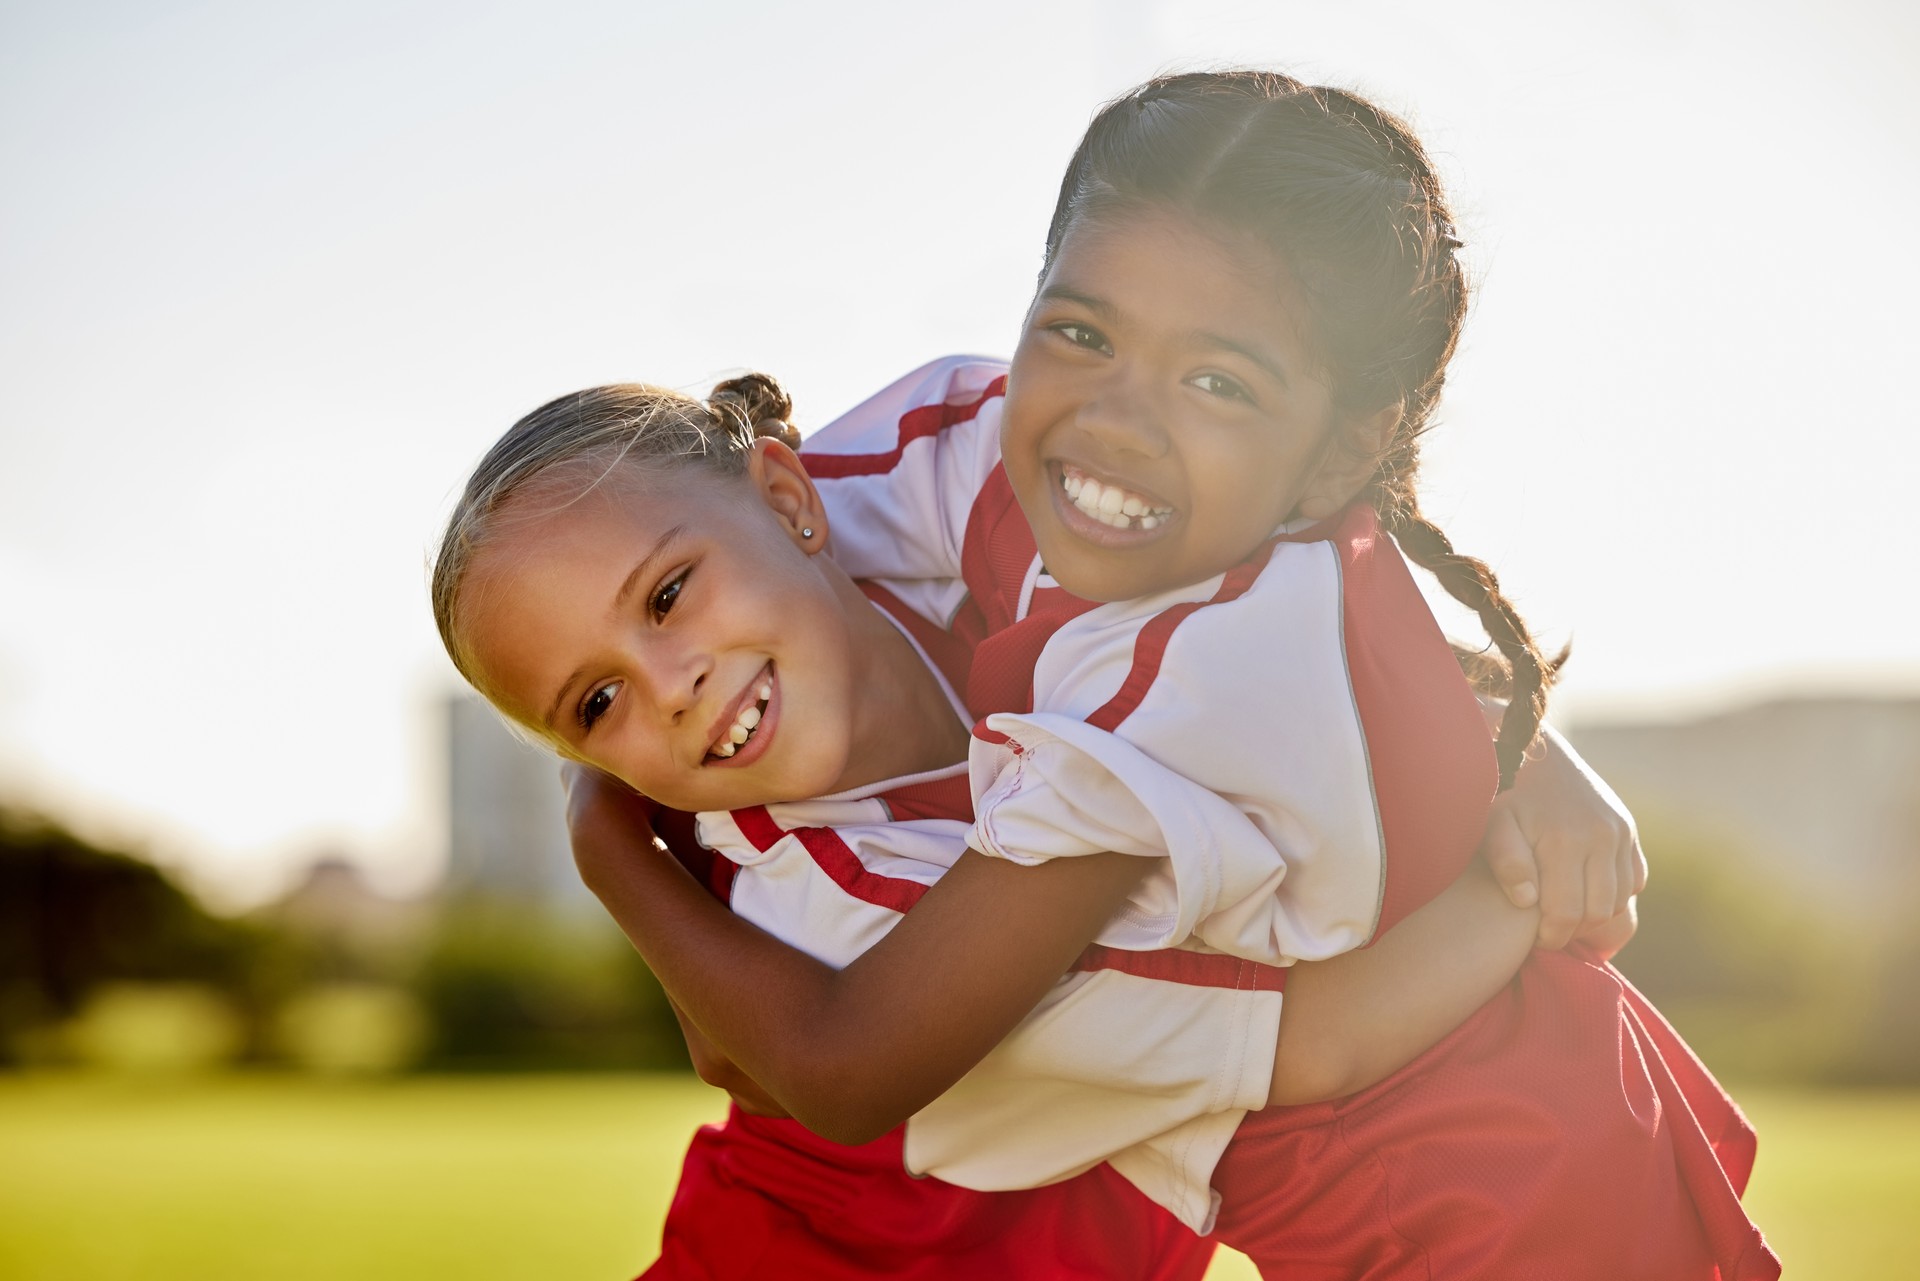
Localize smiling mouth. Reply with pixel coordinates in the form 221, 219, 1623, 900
1059, 464, 1174, 531
706, 668, 774, 762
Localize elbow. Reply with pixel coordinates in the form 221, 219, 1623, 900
775, 1047, 921, 1147
1266, 1045, 1364, 1108
801, 1108, 897, 1149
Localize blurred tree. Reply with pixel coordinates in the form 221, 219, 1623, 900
1614, 810, 1882, 1083
415, 897, 689, 1071
0, 809, 271, 1064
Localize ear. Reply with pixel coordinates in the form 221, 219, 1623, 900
1294, 401, 1401, 521
744, 436, 829, 553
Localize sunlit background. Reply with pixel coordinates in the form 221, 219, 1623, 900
3, 1, 1917, 1277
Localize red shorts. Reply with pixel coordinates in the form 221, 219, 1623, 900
640, 1104, 1213, 1280
1210, 950, 1779, 1280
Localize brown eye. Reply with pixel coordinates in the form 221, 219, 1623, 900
651, 571, 686, 620
1189, 372, 1251, 403
579, 682, 620, 731
1049, 322, 1111, 354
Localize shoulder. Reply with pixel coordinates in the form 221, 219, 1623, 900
799, 356, 1008, 469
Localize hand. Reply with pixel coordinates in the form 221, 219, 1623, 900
559, 762, 662, 888
559, 761, 630, 831
1571, 897, 1638, 962
1477, 722, 1646, 949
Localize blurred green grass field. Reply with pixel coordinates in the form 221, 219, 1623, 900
0, 1075, 1907, 1280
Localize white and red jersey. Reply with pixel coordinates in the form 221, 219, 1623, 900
691, 581, 1279, 1234
807, 356, 1497, 964
791, 357, 1496, 1230
797, 360, 1779, 1279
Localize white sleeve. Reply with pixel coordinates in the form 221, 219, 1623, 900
907, 965, 1282, 1234
801, 355, 1007, 599
967, 540, 1390, 965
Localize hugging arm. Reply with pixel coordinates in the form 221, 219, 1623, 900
569, 770, 1149, 1145
572, 731, 1637, 1141
1267, 858, 1536, 1104
668, 996, 788, 1117
576, 774, 1538, 1136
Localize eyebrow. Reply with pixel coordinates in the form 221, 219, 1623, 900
1036, 286, 1291, 388
1037, 284, 1117, 320
542, 522, 690, 732
1191, 329, 1291, 389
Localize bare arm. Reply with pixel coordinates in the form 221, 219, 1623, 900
668, 997, 789, 1117
570, 768, 1149, 1145
573, 722, 1636, 1138
1267, 859, 1536, 1104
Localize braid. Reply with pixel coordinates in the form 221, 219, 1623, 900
1381, 496, 1555, 790
709, 373, 800, 450
1050, 70, 1556, 788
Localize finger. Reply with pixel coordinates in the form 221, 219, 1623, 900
1534, 834, 1582, 950
1613, 836, 1636, 918
1584, 840, 1619, 938
1477, 807, 1539, 908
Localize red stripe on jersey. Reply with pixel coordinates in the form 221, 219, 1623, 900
1084, 542, 1284, 734
802, 376, 1007, 479
958, 464, 1036, 638
960, 464, 1104, 717
731, 804, 1280, 992
878, 772, 973, 824
971, 720, 1013, 747
731, 805, 929, 914
1314, 504, 1499, 940
1072, 943, 1289, 992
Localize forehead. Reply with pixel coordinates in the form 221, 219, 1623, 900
1047, 207, 1306, 333
484, 463, 722, 565
454, 465, 744, 709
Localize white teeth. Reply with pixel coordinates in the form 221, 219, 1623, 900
712, 679, 771, 760
1061, 467, 1173, 530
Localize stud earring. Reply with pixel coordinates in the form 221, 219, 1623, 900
800, 527, 814, 540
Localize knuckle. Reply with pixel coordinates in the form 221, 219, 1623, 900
1488, 848, 1526, 875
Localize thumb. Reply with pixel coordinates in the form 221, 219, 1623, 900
1477, 806, 1540, 909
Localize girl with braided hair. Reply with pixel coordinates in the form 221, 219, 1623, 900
447, 71, 1774, 1277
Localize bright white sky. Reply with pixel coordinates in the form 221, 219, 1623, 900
2, 0, 1915, 904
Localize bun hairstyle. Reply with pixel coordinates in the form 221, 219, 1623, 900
432, 372, 800, 686
1053, 71, 1555, 788
709, 372, 802, 451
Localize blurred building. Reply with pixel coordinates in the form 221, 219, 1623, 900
271, 854, 432, 951
445, 693, 595, 908
1570, 695, 1920, 933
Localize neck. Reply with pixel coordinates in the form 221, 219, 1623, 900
824, 568, 970, 793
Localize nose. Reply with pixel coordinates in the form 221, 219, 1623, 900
1074, 365, 1169, 460
630, 637, 711, 726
